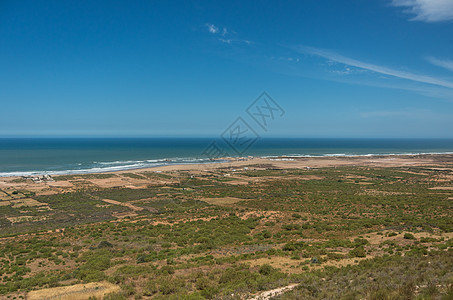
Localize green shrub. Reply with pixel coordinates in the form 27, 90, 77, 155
349, 246, 366, 258
159, 276, 184, 294
195, 277, 211, 290
159, 265, 175, 275
143, 280, 158, 296
353, 238, 369, 246
283, 241, 305, 251
258, 264, 274, 276
327, 252, 345, 260
97, 241, 113, 248
404, 233, 415, 240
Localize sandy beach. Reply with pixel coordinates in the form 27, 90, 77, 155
148, 153, 453, 172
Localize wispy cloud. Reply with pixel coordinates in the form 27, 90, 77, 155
218, 38, 232, 44
206, 23, 219, 34
204, 23, 252, 45
296, 46, 453, 89
392, 0, 453, 22
427, 57, 453, 72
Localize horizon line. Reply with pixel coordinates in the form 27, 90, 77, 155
1, 136, 453, 140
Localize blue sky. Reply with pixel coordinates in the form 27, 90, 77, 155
1, 0, 453, 138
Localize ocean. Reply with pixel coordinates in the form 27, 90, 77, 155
1, 138, 453, 177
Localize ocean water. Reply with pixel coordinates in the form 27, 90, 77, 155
1, 138, 453, 177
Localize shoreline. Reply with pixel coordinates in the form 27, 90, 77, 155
2, 146, 453, 177
2, 152, 453, 180
146, 152, 453, 173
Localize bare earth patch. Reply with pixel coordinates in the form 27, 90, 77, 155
27, 281, 120, 300
101, 198, 144, 211
249, 284, 298, 300
11, 198, 48, 208
225, 180, 252, 185
200, 197, 246, 206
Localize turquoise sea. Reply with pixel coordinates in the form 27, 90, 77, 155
1, 138, 453, 177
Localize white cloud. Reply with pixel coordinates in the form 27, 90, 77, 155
204, 23, 253, 46
218, 38, 232, 44
297, 46, 453, 89
392, 0, 453, 22
206, 23, 219, 34
427, 57, 453, 72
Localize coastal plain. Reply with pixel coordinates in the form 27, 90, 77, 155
0, 154, 452, 299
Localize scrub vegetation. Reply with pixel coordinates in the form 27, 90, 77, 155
0, 165, 452, 299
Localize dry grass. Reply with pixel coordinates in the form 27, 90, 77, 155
247, 257, 302, 274
27, 281, 120, 300
11, 198, 47, 208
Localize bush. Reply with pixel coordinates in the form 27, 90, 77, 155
159, 276, 184, 294
159, 265, 175, 275
258, 264, 274, 276
262, 231, 272, 239
283, 241, 305, 251
195, 277, 211, 290
75, 249, 112, 282
77, 269, 105, 282
327, 252, 345, 260
404, 233, 416, 240
97, 241, 113, 248
349, 246, 366, 258
143, 280, 158, 296
353, 238, 369, 246
201, 286, 219, 299
104, 293, 126, 300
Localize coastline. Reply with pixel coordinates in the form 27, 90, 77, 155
1, 152, 453, 180
1, 152, 452, 215
2, 137, 453, 178
135, 152, 453, 173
